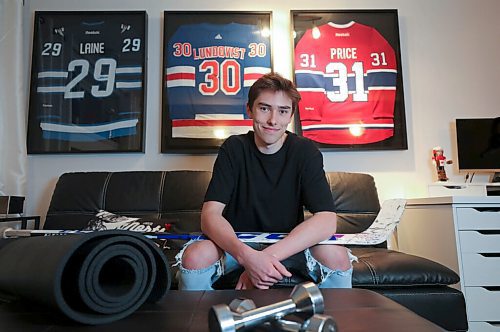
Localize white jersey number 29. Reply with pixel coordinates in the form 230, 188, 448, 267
64, 58, 117, 99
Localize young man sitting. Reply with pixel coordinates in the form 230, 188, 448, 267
176, 73, 355, 290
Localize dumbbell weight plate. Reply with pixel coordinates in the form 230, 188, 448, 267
302, 314, 337, 332
208, 304, 237, 332
290, 282, 324, 318
208, 298, 257, 332
229, 298, 257, 314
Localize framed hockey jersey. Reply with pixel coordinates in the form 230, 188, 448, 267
162, 11, 272, 153
27, 11, 147, 154
292, 10, 407, 150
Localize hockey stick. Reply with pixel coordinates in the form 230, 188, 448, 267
1, 199, 406, 246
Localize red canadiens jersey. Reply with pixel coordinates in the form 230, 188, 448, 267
294, 21, 397, 144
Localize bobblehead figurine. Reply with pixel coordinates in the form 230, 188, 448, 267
432, 146, 453, 181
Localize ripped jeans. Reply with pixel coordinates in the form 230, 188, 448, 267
175, 241, 357, 290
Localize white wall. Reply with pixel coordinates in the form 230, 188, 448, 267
23, 0, 500, 220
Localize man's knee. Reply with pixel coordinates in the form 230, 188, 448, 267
181, 240, 223, 270
310, 245, 351, 271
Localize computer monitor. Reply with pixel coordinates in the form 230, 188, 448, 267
455, 117, 500, 182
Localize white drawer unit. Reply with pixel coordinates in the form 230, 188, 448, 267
397, 196, 500, 332
459, 231, 500, 253
428, 182, 500, 197
466, 287, 500, 321
461, 253, 500, 286
469, 322, 500, 332
428, 183, 487, 197
457, 208, 500, 230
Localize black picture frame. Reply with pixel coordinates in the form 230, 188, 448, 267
292, 10, 407, 151
162, 11, 273, 153
27, 11, 147, 154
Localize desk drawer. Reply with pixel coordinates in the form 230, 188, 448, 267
428, 184, 486, 197
460, 231, 500, 253
456, 208, 500, 230
469, 322, 500, 332
465, 287, 500, 321
462, 253, 500, 286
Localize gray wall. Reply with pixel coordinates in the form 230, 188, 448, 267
24, 0, 500, 220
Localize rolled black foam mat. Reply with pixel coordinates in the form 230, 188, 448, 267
0, 230, 171, 325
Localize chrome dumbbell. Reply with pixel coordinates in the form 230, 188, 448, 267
274, 314, 338, 332
208, 282, 324, 332
228, 296, 336, 332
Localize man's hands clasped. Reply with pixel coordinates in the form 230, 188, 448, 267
235, 248, 291, 290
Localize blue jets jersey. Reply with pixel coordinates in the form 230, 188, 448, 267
27, 11, 146, 153
164, 22, 271, 139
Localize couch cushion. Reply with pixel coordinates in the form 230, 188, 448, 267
47, 172, 110, 215
352, 247, 460, 287
44, 170, 211, 231
105, 172, 164, 213
161, 171, 211, 213
168, 247, 460, 290
373, 287, 468, 331
327, 172, 381, 234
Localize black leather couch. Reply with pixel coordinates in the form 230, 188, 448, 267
43, 170, 468, 331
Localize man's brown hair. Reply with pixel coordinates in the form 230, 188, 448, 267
247, 72, 301, 114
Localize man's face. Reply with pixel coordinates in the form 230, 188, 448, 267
247, 90, 293, 154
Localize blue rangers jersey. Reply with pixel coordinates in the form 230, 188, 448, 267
27, 12, 146, 153
164, 22, 271, 139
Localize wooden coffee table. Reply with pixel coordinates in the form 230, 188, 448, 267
0, 288, 443, 331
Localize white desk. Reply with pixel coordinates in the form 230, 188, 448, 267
428, 182, 500, 197
397, 196, 500, 332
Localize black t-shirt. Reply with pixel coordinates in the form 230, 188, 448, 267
204, 131, 335, 232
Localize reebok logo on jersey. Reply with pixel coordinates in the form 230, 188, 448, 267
215, 34, 222, 40
335, 33, 350, 37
